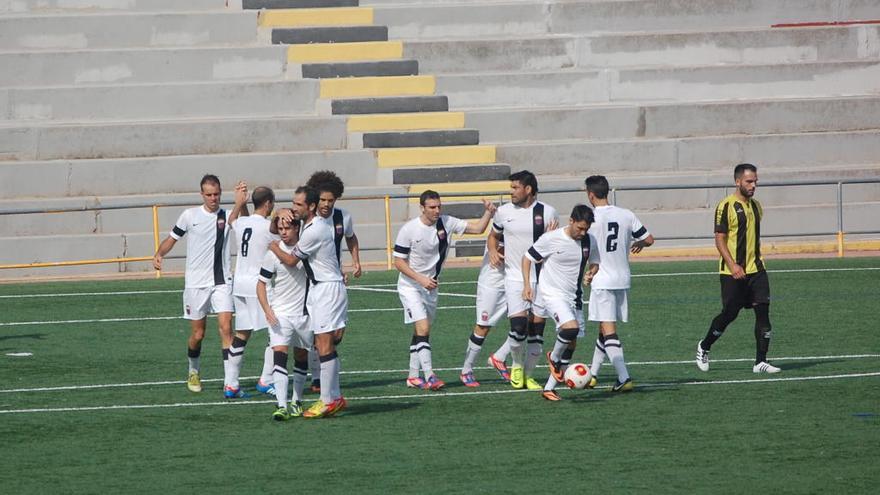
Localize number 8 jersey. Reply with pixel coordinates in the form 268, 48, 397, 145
588, 205, 651, 290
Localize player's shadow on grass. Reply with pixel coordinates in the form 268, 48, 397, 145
0, 333, 45, 342
566, 387, 668, 403
777, 359, 842, 371
341, 401, 420, 417
346, 376, 414, 388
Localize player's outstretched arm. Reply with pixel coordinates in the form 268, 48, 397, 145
152, 236, 177, 270
268, 241, 301, 267
464, 199, 497, 234
346, 233, 362, 278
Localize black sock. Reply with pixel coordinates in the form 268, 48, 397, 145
754, 304, 772, 363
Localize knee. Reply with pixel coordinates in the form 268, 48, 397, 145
510, 316, 528, 339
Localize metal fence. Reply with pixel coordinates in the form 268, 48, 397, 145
1, 178, 878, 275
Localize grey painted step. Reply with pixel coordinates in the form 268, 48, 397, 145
405, 24, 880, 74
359, 128, 479, 148
272, 26, 387, 45
467, 96, 880, 143
0, 46, 288, 88
0, 11, 259, 50
496, 130, 880, 176
325, 95, 448, 115
1, 0, 227, 12
299, 60, 418, 79
436, 61, 880, 109
393, 163, 510, 184
244, 0, 359, 9
2, 80, 319, 121
441, 203, 490, 219
1, 116, 349, 161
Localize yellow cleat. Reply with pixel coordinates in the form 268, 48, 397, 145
586, 376, 598, 389
303, 400, 331, 419
611, 378, 634, 392
186, 370, 202, 393
525, 377, 542, 390
510, 366, 525, 389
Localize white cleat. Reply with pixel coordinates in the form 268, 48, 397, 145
696, 341, 710, 372
753, 361, 781, 374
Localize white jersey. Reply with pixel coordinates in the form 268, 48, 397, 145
258, 242, 307, 317
589, 205, 650, 289
526, 228, 599, 308
477, 246, 505, 287
294, 216, 344, 283
491, 200, 558, 284
170, 205, 233, 289
317, 207, 355, 265
231, 214, 278, 297
394, 214, 468, 289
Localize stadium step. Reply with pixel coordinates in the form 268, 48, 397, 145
244, 0, 359, 9
322, 95, 449, 115
3, 0, 227, 13
258, 7, 374, 28
298, 60, 419, 79
319, 75, 434, 98
376, 145, 496, 168
353, 129, 480, 149
346, 111, 465, 132
392, 164, 511, 185
287, 41, 403, 63
272, 25, 388, 44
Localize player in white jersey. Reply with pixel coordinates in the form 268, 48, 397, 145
225, 186, 279, 399
486, 170, 558, 390
584, 175, 654, 392
268, 186, 348, 418
304, 171, 361, 394
458, 243, 507, 387
257, 217, 311, 421
521, 205, 599, 401
394, 190, 495, 390
152, 175, 246, 393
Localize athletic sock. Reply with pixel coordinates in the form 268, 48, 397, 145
754, 303, 772, 364
414, 335, 434, 378
331, 354, 342, 399
604, 333, 629, 383
589, 334, 606, 377
292, 358, 308, 403
319, 351, 338, 404
493, 339, 512, 362
222, 348, 230, 387
408, 335, 420, 379
462, 332, 486, 374
508, 316, 528, 367
552, 328, 579, 362
259, 344, 274, 386
272, 351, 289, 408
187, 345, 201, 373
308, 347, 320, 384
227, 336, 248, 390
524, 319, 545, 376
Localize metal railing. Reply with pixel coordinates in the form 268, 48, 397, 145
1, 178, 878, 274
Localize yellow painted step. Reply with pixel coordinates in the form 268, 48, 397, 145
378, 145, 496, 168
320, 75, 435, 99
408, 180, 509, 203
288, 41, 403, 63
259, 7, 373, 27
347, 112, 465, 132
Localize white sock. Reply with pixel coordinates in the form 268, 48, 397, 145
509, 337, 525, 368
551, 338, 569, 362
417, 345, 434, 378
187, 356, 200, 373
590, 338, 606, 377
291, 360, 307, 403
543, 375, 558, 391
319, 353, 340, 404
493, 339, 511, 362
259, 345, 274, 385
331, 356, 342, 398
308, 347, 320, 384
227, 338, 247, 390
462, 332, 485, 374
525, 338, 543, 376
272, 351, 288, 408
604, 336, 629, 383
222, 349, 230, 387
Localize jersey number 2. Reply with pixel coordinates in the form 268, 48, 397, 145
606, 222, 619, 252
240, 228, 253, 257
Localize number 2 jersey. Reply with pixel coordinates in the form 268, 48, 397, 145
588, 205, 650, 290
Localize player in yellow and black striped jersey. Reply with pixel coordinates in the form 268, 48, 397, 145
696, 164, 780, 374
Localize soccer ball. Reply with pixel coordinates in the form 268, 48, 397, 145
563, 363, 592, 389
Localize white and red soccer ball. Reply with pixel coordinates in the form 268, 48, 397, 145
564, 363, 592, 389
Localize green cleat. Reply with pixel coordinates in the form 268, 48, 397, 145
525, 376, 542, 390
611, 378, 634, 392
510, 366, 525, 389
289, 401, 304, 418
272, 406, 292, 421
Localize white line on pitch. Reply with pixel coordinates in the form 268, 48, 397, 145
349, 286, 475, 298
3, 353, 877, 394
2, 371, 878, 415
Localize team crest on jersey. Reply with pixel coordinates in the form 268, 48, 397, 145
437, 229, 446, 240
534, 215, 543, 225
185, 305, 191, 315
481, 311, 489, 322
335, 223, 343, 235
217, 218, 226, 229
583, 247, 591, 257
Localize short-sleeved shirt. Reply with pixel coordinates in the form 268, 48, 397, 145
589, 205, 650, 290
293, 217, 344, 284
231, 214, 279, 297
317, 207, 355, 265
258, 242, 307, 317
170, 206, 233, 289
394, 215, 468, 289
714, 194, 765, 275
491, 200, 558, 284
526, 228, 599, 309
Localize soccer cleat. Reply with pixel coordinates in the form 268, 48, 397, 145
586, 376, 598, 389
426, 375, 446, 391
753, 361, 781, 374
460, 372, 480, 387
272, 406, 292, 421
326, 397, 348, 416
289, 401, 304, 418
696, 341, 710, 372
546, 351, 564, 382
509, 366, 525, 389
524, 377, 542, 390
487, 354, 511, 382
186, 370, 202, 393
310, 379, 321, 394
611, 378, 634, 392
224, 385, 250, 399
542, 390, 562, 401
302, 400, 332, 419
255, 379, 276, 396
406, 377, 428, 389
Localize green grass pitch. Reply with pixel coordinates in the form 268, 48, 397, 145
1, 257, 878, 493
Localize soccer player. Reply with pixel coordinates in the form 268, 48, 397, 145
257, 216, 311, 420
226, 185, 279, 398
584, 175, 654, 392
486, 170, 558, 390
152, 174, 246, 393
304, 170, 361, 393
521, 205, 599, 401
268, 186, 348, 418
696, 163, 780, 374
394, 190, 495, 390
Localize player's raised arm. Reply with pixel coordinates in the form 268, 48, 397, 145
268, 240, 301, 267
228, 180, 249, 225
464, 199, 497, 234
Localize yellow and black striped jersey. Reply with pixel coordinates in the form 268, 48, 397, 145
714, 194, 765, 275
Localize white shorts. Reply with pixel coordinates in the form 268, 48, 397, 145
588, 288, 629, 323
183, 284, 233, 320
398, 283, 438, 325
504, 279, 534, 317
475, 280, 506, 327
535, 294, 585, 337
306, 281, 348, 335
234, 295, 268, 331
268, 313, 312, 349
